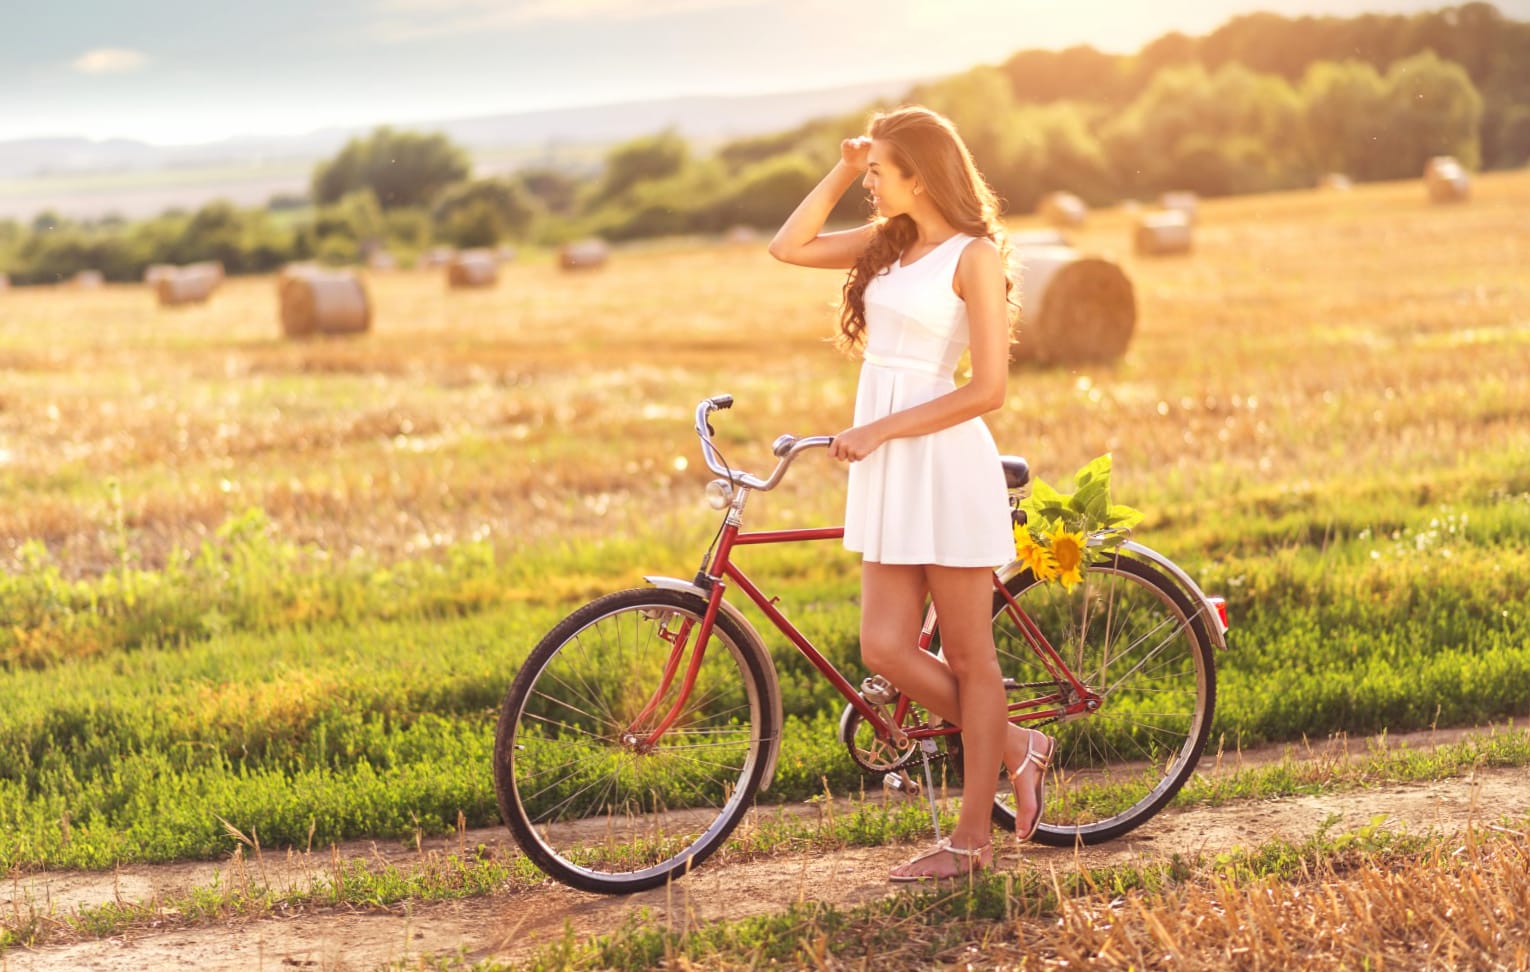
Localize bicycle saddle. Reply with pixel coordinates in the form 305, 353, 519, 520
1000, 456, 1030, 490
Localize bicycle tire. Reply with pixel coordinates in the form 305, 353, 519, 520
969, 554, 1218, 845
493, 587, 776, 893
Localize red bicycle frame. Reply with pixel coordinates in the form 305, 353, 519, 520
633, 518, 1101, 750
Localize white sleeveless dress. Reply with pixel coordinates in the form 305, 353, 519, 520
843, 234, 1014, 568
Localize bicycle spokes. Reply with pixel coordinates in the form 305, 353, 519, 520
985, 557, 1216, 845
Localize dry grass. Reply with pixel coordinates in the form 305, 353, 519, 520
983, 824, 1530, 971
1, 172, 1528, 576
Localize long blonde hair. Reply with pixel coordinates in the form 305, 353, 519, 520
838, 106, 1014, 352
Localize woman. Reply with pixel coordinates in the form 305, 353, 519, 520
768, 106, 1053, 881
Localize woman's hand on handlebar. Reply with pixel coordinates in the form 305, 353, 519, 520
828, 423, 883, 463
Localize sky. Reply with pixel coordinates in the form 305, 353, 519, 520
3, 0, 1525, 145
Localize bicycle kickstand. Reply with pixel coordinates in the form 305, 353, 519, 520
917, 737, 941, 841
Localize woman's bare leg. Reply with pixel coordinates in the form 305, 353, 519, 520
921, 564, 1008, 852
860, 561, 1051, 873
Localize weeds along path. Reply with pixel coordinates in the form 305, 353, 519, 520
4, 732, 1528, 972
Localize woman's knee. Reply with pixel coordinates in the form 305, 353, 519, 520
859, 627, 905, 673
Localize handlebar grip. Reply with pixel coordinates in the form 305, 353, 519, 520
708, 394, 734, 410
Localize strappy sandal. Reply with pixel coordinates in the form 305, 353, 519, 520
887, 838, 991, 883
1012, 729, 1055, 841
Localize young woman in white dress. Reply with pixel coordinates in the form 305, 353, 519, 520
769, 106, 1055, 881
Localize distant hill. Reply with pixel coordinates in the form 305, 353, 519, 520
0, 77, 915, 220
0, 78, 915, 181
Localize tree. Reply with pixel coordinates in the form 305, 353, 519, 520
1001, 46, 1129, 105
1384, 50, 1484, 172
711, 153, 820, 228
515, 167, 582, 215
1101, 63, 1307, 195
1302, 60, 1394, 179
433, 178, 539, 246
311, 127, 471, 209
589, 130, 689, 208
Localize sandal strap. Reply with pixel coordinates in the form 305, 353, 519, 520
936, 838, 990, 859
900, 839, 989, 866
1024, 732, 1055, 770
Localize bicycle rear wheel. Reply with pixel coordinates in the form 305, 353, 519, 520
494, 588, 775, 893
987, 554, 1217, 845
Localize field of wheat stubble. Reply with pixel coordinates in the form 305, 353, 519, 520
1, 171, 1528, 969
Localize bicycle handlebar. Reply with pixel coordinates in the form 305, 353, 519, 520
694, 395, 833, 492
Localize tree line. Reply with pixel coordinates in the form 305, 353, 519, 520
1, 2, 1523, 285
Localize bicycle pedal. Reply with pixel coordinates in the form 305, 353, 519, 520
860, 674, 898, 705
882, 771, 921, 798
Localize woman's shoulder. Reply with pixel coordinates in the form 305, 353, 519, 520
955, 235, 1001, 267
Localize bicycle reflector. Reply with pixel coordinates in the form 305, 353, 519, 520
1208, 595, 1229, 632
705, 479, 734, 509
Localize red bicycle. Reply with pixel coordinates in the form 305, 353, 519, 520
494, 394, 1228, 894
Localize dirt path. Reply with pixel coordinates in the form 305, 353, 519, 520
4, 725, 1528, 972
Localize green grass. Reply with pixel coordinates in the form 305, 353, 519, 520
6, 726, 1527, 952
1, 464, 1527, 870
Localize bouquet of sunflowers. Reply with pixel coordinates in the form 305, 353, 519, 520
1013, 454, 1143, 590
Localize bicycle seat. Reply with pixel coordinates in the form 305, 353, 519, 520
1000, 456, 1030, 490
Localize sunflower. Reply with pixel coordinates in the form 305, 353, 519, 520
1015, 528, 1059, 582
1047, 525, 1088, 591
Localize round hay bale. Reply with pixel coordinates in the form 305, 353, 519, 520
156, 264, 221, 307
1133, 210, 1193, 256
1159, 191, 1199, 224
559, 238, 610, 271
73, 270, 104, 289
1012, 246, 1136, 366
144, 264, 176, 286
494, 244, 518, 263
185, 260, 225, 284
279, 268, 370, 338
1319, 173, 1352, 191
1424, 156, 1469, 203
447, 249, 499, 288
1038, 191, 1087, 228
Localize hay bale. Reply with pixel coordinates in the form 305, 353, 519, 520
447, 249, 499, 288
156, 264, 221, 307
185, 260, 225, 284
1011, 246, 1136, 366
494, 244, 518, 263
559, 238, 610, 271
279, 267, 370, 338
73, 270, 104, 289
144, 264, 176, 286
1133, 210, 1193, 256
724, 225, 759, 245
1159, 191, 1199, 224
1319, 173, 1352, 191
1038, 191, 1087, 228
1425, 156, 1470, 203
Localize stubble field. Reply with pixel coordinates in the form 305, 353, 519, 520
1, 170, 1528, 969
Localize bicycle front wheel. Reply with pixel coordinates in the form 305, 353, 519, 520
493, 588, 775, 893
988, 554, 1217, 845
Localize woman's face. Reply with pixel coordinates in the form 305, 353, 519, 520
863, 140, 918, 217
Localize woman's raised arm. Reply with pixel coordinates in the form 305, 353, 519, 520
767, 137, 876, 270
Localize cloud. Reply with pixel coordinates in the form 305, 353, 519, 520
70, 48, 151, 74
370, 0, 755, 42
